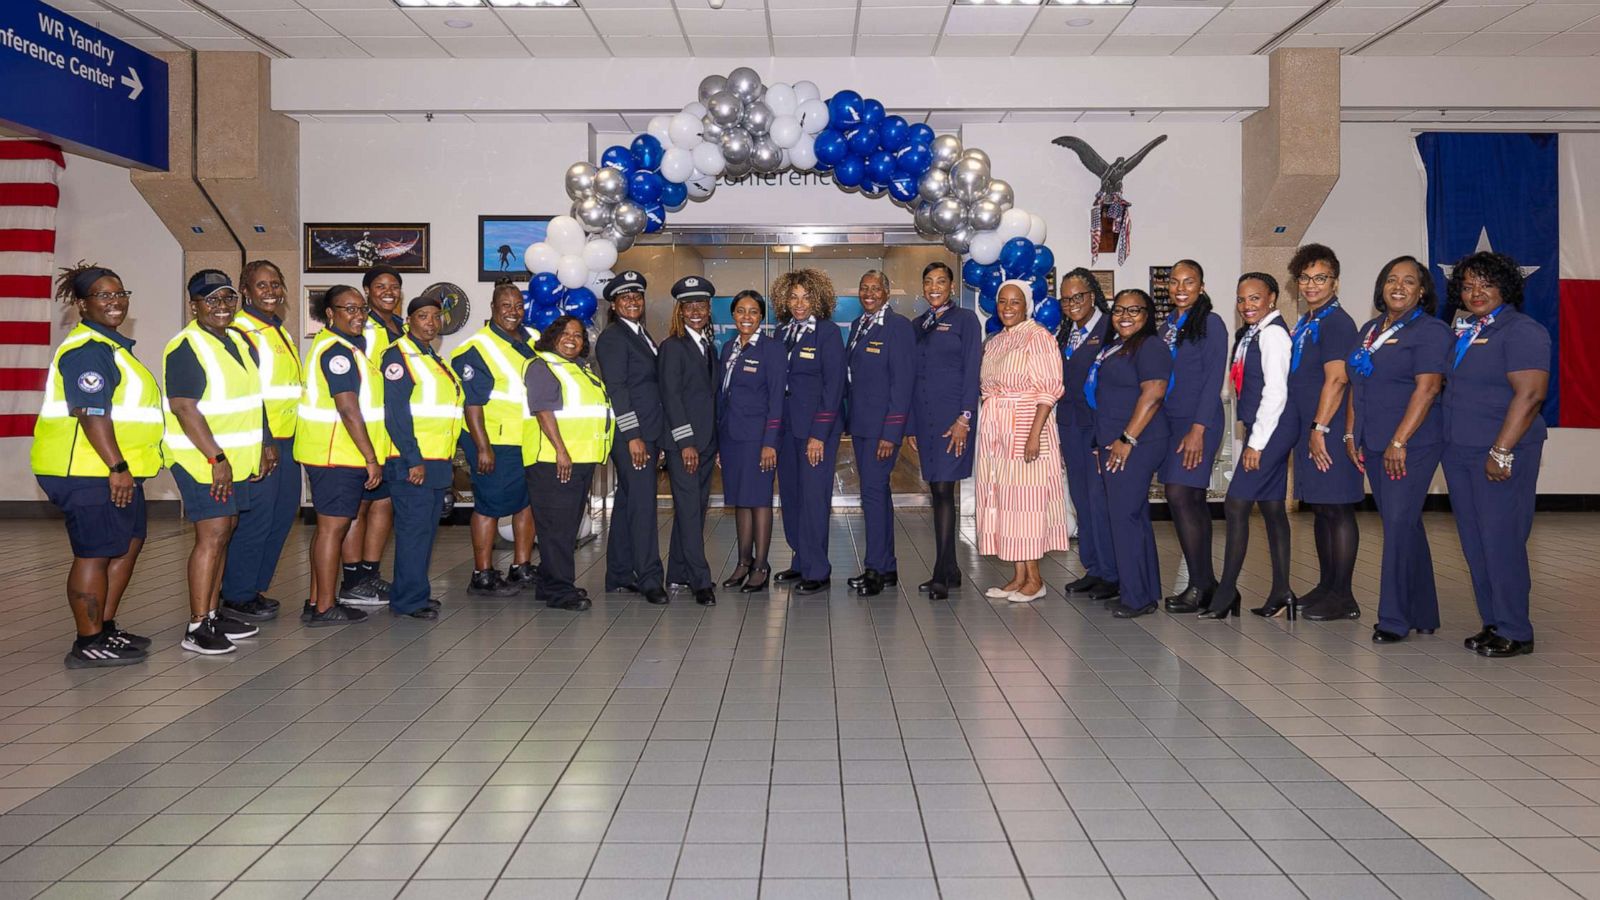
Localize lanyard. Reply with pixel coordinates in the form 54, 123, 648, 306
1290, 300, 1339, 373
1083, 339, 1123, 411
1162, 310, 1188, 356
1348, 307, 1422, 378
1453, 308, 1502, 369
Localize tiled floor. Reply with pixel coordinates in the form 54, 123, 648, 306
0, 503, 1596, 899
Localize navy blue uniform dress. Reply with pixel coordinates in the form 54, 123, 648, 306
1230, 314, 1298, 501
1160, 311, 1228, 489
911, 305, 982, 482
1057, 313, 1118, 585
1090, 336, 1173, 612
1289, 301, 1364, 504
846, 309, 914, 575
1350, 310, 1451, 635
1442, 306, 1550, 644
381, 339, 460, 616
718, 332, 785, 507
452, 323, 535, 518
778, 317, 845, 581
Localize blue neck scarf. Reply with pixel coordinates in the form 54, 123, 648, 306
1348, 307, 1423, 378
1290, 299, 1340, 373
1083, 339, 1123, 411
1453, 307, 1503, 369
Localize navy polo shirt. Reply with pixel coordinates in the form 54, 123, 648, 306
322, 328, 366, 396
59, 321, 135, 416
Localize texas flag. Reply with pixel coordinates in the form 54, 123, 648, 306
1418, 132, 1600, 428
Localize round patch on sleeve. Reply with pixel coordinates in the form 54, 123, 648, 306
384, 362, 405, 381
76, 371, 105, 393
328, 355, 352, 375
461, 364, 474, 381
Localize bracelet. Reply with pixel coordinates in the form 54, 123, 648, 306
1391, 440, 1407, 450
1120, 431, 1139, 447
1312, 422, 1331, 435
1489, 448, 1515, 469
108, 460, 129, 474
1342, 433, 1355, 443
1491, 445, 1513, 454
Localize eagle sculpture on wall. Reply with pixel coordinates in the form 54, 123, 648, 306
1052, 134, 1168, 265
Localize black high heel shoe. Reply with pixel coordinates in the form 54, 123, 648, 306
1250, 594, 1298, 620
740, 566, 770, 593
927, 581, 949, 601
1197, 591, 1240, 620
722, 563, 752, 589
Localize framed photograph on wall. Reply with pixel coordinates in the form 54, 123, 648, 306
303, 285, 331, 338
1090, 270, 1115, 300
1149, 265, 1174, 320
478, 215, 552, 282
304, 223, 429, 273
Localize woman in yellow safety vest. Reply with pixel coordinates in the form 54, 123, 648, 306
32, 262, 163, 668
380, 294, 462, 620
295, 284, 390, 627
523, 315, 613, 612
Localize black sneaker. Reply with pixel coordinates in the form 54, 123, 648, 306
256, 593, 282, 613
65, 636, 147, 668
181, 619, 236, 655
339, 577, 388, 607
506, 563, 538, 590
468, 569, 519, 597
211, 612, 260, 639
307, 603, 369, 627
222, 595, 278, 622
364, 574, 394, 595
299, 600, 314, 623
546, 595, 592, 611
101, 620, 152, 651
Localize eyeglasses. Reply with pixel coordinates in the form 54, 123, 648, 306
197, 292, 239, 308
87, 291, 133, 301
330, 304, 369, 315
1296, 274, 1334, 287
1110, 305, 1149, 317
1063, 291, 1096, 306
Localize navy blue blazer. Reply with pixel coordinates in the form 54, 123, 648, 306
1056, 313, 1116, 447
911, 305, 982, 436
845, 309, 914, 444
658, 332, 718, 454
595, 319, 664, 444
1164, 311, 1228, 433
781, 318, 845, 442
717, 333, 785, 447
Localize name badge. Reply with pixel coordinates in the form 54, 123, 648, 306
866, 346, 881, 354
743, 365, 759, 373
1087, 337, 1102, 346
799, 350, 816, 360
1473, 338, 1489, 345
937, 323, 952, 332
1374, 338, 1391, 348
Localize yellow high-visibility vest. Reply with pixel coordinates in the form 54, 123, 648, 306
449, 325, 530, 445
161, 322, 265, 482
31, 324, 165, 478
363, 313, 401, 365
294, 327, 391, 467
522, 351, 614, 464
233, 307, 302, 439
385, 334, 463, 462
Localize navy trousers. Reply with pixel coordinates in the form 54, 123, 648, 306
528, 462, 594, 606
220, 436, 300, 603
778, 431, 839, 581
1369, 441, 1443, 635
1443, 442, 1541, 642
389, 479, 446, 614
856, 438, 900, 573
665, 449, 715, 591
1099, 440, 1164, 610
1065, 424, 1118, 584
605, 438, 664, 591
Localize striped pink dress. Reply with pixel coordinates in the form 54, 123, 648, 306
975, 320, 1070, 562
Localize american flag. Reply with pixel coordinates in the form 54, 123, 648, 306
0, 140, 64, 438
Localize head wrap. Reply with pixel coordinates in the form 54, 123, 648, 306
407, 294, 441, 315
71, 266, 118, 300
997, 278, 1035, 321
362, 265, 402, 289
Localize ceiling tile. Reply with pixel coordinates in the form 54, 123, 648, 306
606, 33, 690, 55
1026, 7, 1128, 35
78, 0, 193, 9
1199, 7, 1307, 34
436, 34, 528, 56
1362, 30, 1472, 51
857, 6, 949, 33
295, 0, 396, 9
177, 36, 262, 49
1014, 33, 1105, 54
1486, 4, 1600, 29
405, 10, 511, 36
118, 10, 244, 38
772, 34, 844, 54
1550, 111, 1600, 122
65, 10, 164, 41
935, 34, 1024, 54
314, 9, 422, 36
943, 5, 1042, 34
675, 0, 766, 9
350, 34, 447, 56
1303, 6, 1415, 32
582, 0, 675, 7
1096, 33, 1191, 52
1437, 29, 1555, 50
1401, 5, 1520, 31
200, 0, 320, 9
678, 8, 771, 36
1332, 0, 1432, 6
272, 35, 368, 56
688, 34, 772, 54
770, 7, 858, 34
1277, 31, 1370, 45
858, 0, 939, 6
1518, 31, 1600, 52
1113, 6, 1223, 36
527, 34, 611, 55
225, 9, 339, 37
1177, 32, 1273, 52
125, 36, 184, 51
495, 9, 599, 37
586, 7, 684, 36
1222, 0, 1323, 6
855, 34, 940, 55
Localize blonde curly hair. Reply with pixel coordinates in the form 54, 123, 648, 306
771, 268, 836, 323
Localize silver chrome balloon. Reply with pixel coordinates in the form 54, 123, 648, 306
929, 134, 963, 172
724, 158, 753, 179
742, 101, 773, 137
575, 196, 614, 232
944, 225, 974, 255
930, 197, 966, 235
719, 126, 753, 164
914, 201, 938, 238
593, 167, 628, 203
750, 136, 782, 173
612, 201, 646, 237
564, 162, 598, 202
917, 168, 951, 204
950, 157, 990, 203
697, 74, 727, 104
983, 178, 1014, 211
708, 91, 744, 127
726, 66, 763, 104
699, 116, 725, 144
960, 148, 990, 168
969, 199, 1003, 232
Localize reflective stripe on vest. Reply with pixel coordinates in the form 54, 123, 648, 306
521, 351, 614, 464
233, 309, 302, 439
388, 335, 464, 462
294, 328, 391, 467
449, 327, 529, 444
162, 322, 266, 482
31, 324, 165, 478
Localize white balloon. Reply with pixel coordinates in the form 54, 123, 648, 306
692, 141, 727, 176
682, 101, 707, 120
1027, 213, 1048, 246
793, 80, 821, 103
686, 171, 716, 200
765, 83, 798, 118
526, 241, 560, 275
997, 208, 1031, 242
769, 115, 802, 150
582, 238, 617, 273
669, 113, 702, 150
547, 216, 587, 256
556, 255, 588, 290
586, 268, 613, 295
660, 147, 695, 183
647, 115, 672, 145
797, 98, 829, 134
788, 134, 817, 171
968, 231, 1004, 266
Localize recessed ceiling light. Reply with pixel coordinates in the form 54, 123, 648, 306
444, 17, 472, 27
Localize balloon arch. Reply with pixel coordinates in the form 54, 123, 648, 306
521, 66, 1062, 337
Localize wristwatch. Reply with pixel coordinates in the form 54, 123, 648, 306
959, 410, 973, 422
1311, 422, 1331, 435
1391, 440, 1407, 450
1120, 431, 1139, 447
208, 453, 227, 465
108, 461, 129, 474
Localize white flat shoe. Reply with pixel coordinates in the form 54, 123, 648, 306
985, 586, 1016, 599
1008, 588, 1047, 603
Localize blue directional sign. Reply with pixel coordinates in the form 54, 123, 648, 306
0, 0, 168, 170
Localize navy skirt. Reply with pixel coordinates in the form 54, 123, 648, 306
1228, 413, 1298, 502
1293, 432, 1365, 504
1159, 416, 1223, 489
915, 415, 975, 483
720, 436, 775, 507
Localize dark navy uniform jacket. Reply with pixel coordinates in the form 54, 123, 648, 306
1164, 311, 1228, 434
658, 330, 719, 455
718, 333, 785, 447
1056, 311, 1114, 448
845, 309, 914, 445
781, 318, 845, 442
595, 318, 665, 444
1350, 312, 1451, 451
1441, 306, 1550, 449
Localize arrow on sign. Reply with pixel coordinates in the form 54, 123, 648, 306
120, 67, 142, 100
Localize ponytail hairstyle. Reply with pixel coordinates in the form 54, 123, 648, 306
1169, 259, 1212, 345
55, 260, 120, 305
1232, 272, 1280, 354
240, 259, 285, 291
491, 277, 523, 305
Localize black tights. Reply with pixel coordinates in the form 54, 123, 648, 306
1308, 502, 1358, 601
1210, 497, 1292, 609
929, 481, 958, 582
734, 506, 774, 572
1165, 484, 1215, 591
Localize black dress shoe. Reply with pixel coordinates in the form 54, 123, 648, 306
846, 571, 871, 589
856, 571, 884, 597
426, 599, 442, 611
1087, 580, 1121, 602
1064, 575, 1099, 594
606, 583, 639, 594
1111, 602, 1156, 619
795, 578, 830, 595
877, 571, 899, 586
1302, 595, 1361, 621
1463, 626, 1497, 651
393, 606, 439, 620
774, 568, 803, 583
722, 563, 752, 588
694, 588, 716, 607
547, 595, 592, 611
1477, 635, 1534, 658
926, 582, 949, 601
1371, 627, 1407, 644
918, 579, 935, 593
642, 588, 670, 605
1163, 585, 1209, 614
1250, 594, 1297, 619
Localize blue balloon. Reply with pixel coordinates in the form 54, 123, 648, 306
814, 129, 849, 166
629, 134, 663, 171
866, 150, 896, 184
827, 90, 864, 129
1033, 297, 1062, 333
847, 127, 879, 156
978, 290, 997, 316
999, 237, 1035, 275
834, 156, 867, 188
1031, 245, 1055, 279
521, 296, 536, 326
562, 287, 598, 321
908, 123, 935, 147
813, 158, 834, 174
985, 314, 1002, 335
878, 115, 909, 152
659, 179, 687, 210
627, 170, 664, 205
895, 144, 932, 176
862, 98, 885, 129
980, 266, 1004, 295
641, 200, 667, 234
534, 287, 565, 310
529, 304, 561, 330
1029, 273, 1049, 302
888, 174, 918, 204
530, 272, 564, 302
962, 259, 986, 288
600, 144, 635, 175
